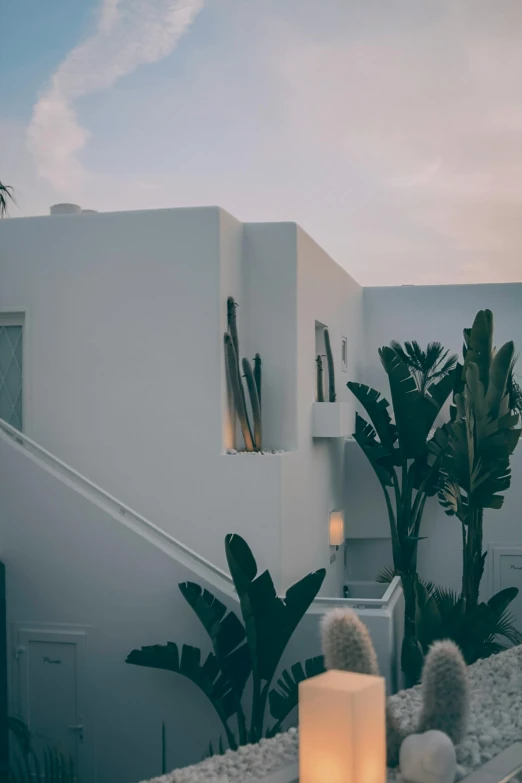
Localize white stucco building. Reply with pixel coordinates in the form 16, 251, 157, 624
0, 205, 521, 783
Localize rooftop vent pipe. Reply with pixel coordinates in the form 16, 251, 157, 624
50, 203, 82, 215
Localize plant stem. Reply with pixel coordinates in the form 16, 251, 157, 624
236, 705, 248, 747
462, 508, 483, 612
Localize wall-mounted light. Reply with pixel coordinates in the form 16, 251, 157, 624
299, 670, 386, 783
329, 510, 345, 547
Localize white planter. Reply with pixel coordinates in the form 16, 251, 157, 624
311, 401, 353, 438
285, 577, 404, 697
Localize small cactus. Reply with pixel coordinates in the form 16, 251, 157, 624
416, 640, 469, 745
225, 297, 262, 452
316, 355, 325, 402
324, 328, 336, 402
321, 608, 378, 675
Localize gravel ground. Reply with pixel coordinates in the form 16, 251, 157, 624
144, 645, 522, 783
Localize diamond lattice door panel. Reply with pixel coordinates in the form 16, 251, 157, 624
0, 325, 22, 429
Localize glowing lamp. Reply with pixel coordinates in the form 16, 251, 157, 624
329, 510, 345, 546
299, 670, 386, 783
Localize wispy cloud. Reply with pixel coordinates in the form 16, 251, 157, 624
27, 0, 203, 191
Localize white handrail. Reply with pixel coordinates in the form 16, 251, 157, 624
0, 419, 402, 610
0, 419, 233, 588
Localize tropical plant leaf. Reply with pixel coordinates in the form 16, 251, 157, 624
379, 347, 435, 458
352, 413, 395, 487
225, 534, 325, 684
376, 565, 397, 584
346, 382, 397, 448
390, 340, 458, 396
179, 582, 251, 699
126, 641, 238, 742
268, 656, 325, 726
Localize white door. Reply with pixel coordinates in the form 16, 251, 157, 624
12, 624, 93, 782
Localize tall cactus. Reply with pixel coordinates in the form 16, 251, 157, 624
243, 358, 262, 451
316, 355, 325, 402
320, 609, 469, 767
324, 327, 336, 402
416, 640, 469, 745
254, 354, 262, 410
224, 297, 263, 452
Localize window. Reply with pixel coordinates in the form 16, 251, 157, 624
0, 313, 24, 430
341, 337, 348, 371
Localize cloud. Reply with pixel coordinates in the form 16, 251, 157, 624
27, 0, 203, 192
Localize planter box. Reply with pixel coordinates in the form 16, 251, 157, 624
285, 576, 403, 697
311, 402, 353, 438
254, 743, 522, 782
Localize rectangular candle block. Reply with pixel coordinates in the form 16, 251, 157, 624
299, 670, 386, 783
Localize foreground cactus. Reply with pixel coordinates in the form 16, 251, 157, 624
417, 640, 469, 745
321, 608, 378, 675
224, 297, 262, 452
321, 608, 406, 767
320, 609, 469, 767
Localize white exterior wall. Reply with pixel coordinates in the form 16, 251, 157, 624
280, 228, 363, 595
0, 434, 228, 783
1, 205, 520, 603
0, 431, 400, 783
0, 208, 360, 596
357, 283, 522, 597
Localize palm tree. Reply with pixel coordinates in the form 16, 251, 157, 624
389, 341, 458, 397
0, 181, 14, 217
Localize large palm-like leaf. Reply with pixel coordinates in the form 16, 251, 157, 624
267, 656, 325, 735
346, 382, 397, 450
126, 642, 239, 748
127, 535, 325, 752
225, 534, 325, 685
379, 347, 455, 459
225, 533, 325, 741
179, 583, 251, 699
352, 413, 395, 487
434, 334, 521, 519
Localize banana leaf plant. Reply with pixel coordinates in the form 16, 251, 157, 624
429, 310, 521, 613
126, 534, 325, 752
347, 341, 457, 686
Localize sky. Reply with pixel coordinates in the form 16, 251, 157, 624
1, 0, 522, 285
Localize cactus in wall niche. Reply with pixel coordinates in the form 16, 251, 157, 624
316, 355, 325, 402
253, 353, 262, 409
224, 297, 262, 452
416, 640, 469, 745
324, 327, 336, 402
320, 608, 406, 767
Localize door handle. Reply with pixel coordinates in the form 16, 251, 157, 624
68, 723, 84, 742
